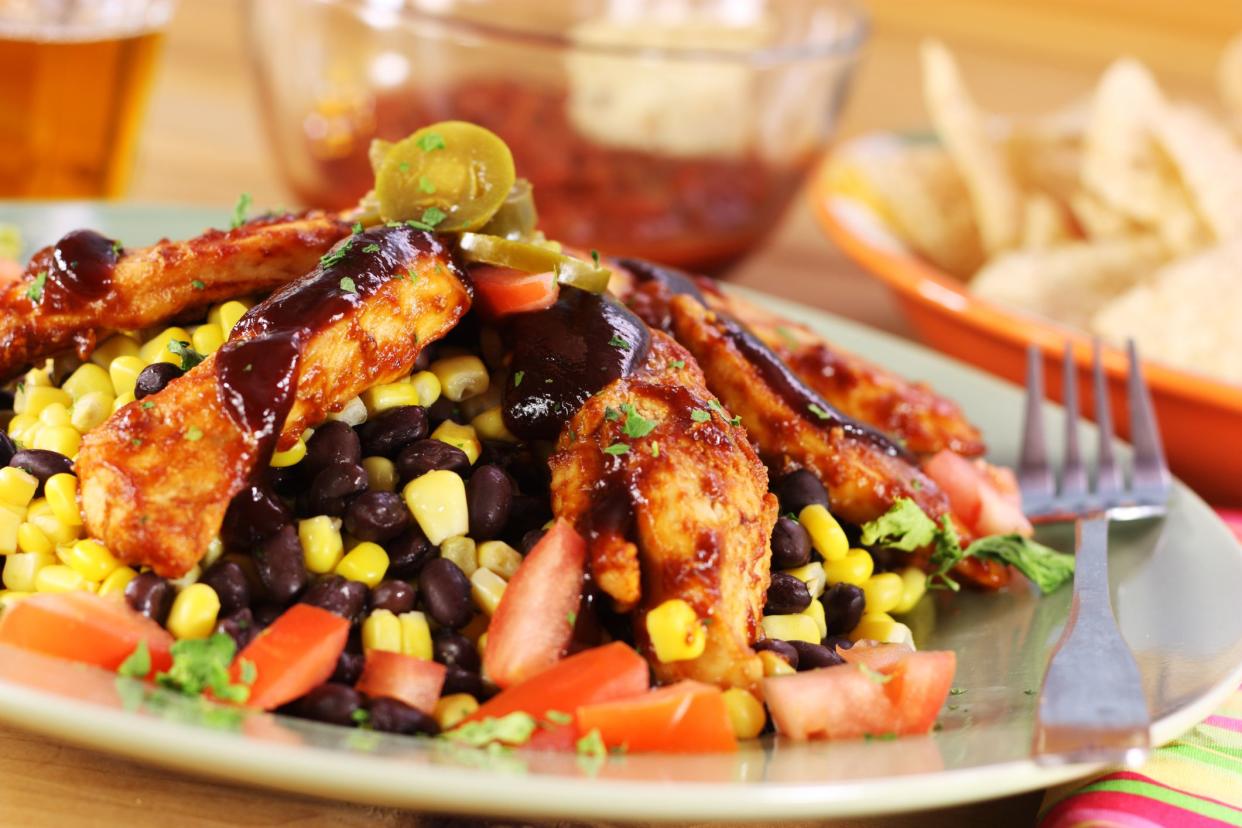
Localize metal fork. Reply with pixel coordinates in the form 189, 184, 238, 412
1020, 340, 1171, 765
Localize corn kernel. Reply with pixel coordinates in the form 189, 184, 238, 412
362, 608, 402, 652
362, 456, 397, 493
299, 516, 344, 574
326, 396, 368, 427
862, 572, 904, 615
44, 474, 82, 528
430, 355, 489, 402
335, 541, 389, 588
893, 566, 928, 615
111, 391, 135, 413
21, 366, 52, 388
824, 548, 874, 587
16, 522, 52, 555
760, 613, 821, 645
109, 355, 147, 398
35, 564, 91, 593
477, 541, 522, 579
0, 467, 39, 509
800, 504, 849, 562
476, 632, 488, 658
169, 564, 201, 590
434, 693, 479, 730
431, 420, 480, 465
4, 551, 55, 590
403, 470, 468, 545
214, 300, 250, 335
98, 565, 138, 599
33, 425, 81, 458
646, 598, 707, 663
60, 363, 111, 401
70, 391, 113, 432
89, 334, 141, 368
398, 610, 433, 660
139, 327, 192, 365
0, 510, 20, 555
20, 386, 72, 418
361, 382, 421, 416
458, 381, 502, 422
202, 537, 224, 569
167, 582, 220, 639
470, 407, 517, 443
758, 649, 796, 677
7, 414, 38, 446
409, 370, 441, 407
270, 437, 307, 468
0, 591, 31, 611
722, 688, 766, 739
785, 562, 827, 599
37, 402, 71, 428
802, 597, 827, 639
440, 535, 477, 577
850, 611, 898, 643
26, 500, 80, 545
470, 567, 507, 615
191, 323, 224, 355
64, 539, 119, 582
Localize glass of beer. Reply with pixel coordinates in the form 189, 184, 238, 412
0, 0, 175, 198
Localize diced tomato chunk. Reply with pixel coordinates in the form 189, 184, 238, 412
576, 680, 737, 753
0, 592, 172, 675
924, 450, 1033, 538
484, 518, 585, 688
234, 603, 349, 710
889, 650, 956, 734
355, 651, 446, 714
838, 642, 914, 672
470, 265, 558, 319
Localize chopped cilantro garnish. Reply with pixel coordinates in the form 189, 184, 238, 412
650, 442, 660, 457
444, 712, 537, 747
398, 161, 410, 173
230, 193, 251, 229
421, 207, 447, 227
238, 658, 257, 686
545, 710, 573, 726
25, 271, 47, 304
351, 708, 371, 725
339, 276, 358, 294
775, 326, 801, 348
417, 131, 446, 152
190, 279, 205, 290
691, 409, 710, 423
185, 426, 204, 442
591, 250, 601, 267
604, 406, 621, 421
155, 633, 249, 703
808, 403, 832, 421
362, 243, 381, 253
608, 335, 630, 350
405, 218, 435, 232
319, 239, 353, 268
513, 370, 524, 387
167, 340, 205, 371
131, 437, 143, 447
118, 641, 151, 678
141, 401, 155, 410
620, 403, 656, 438
566, 611, 577, 627
351, 221, 363, 234
859, 498, 938, 552
418, 176, 436, 194
110, 239, 123, 256
576, 728, 607, 759
670, 359, 686, 369
603, 442, 629, 456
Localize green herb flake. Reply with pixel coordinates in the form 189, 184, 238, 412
566, 611, 577, 627
25, 271, 47, 304
131, 437, 144, 447
230, 193, 252, 229
650, 442, 660, 457
155, 633, 249, 703
949, 687, 966, 696
775, 326, 801, 349
185, 426, 204, 442
117, 641, 151, 678
110, 239, 123, 256
362, 243, 381, 254
859, 498, 939, 552
320, 239, 353, 268
576, 728, 607, 759
405, 218, 435, 232
591, 250, 601, 267
141, 401, 155, 410
608, 335, 630, 351
190, 279, 205, 291
421, 207, 447, 227
418, 176, 436, 194
620, 403, 657, 438
398, 161, 410, 173
444, 712, 538, 747
603, 442, 629, 456
238, 658, 257, 686
351, 708, 372, 725
604, 406, 621, 422
351, 222, 364, 235
417, 131, 446, 152
691, 409, 711, 423
513, 370, 525, 387
545, 710, 573, 726
167, 340, 205, 371
670, 359, 686, 369
339, 276, 358, 295
808, 403, 832, 421
858, 663, 893, 685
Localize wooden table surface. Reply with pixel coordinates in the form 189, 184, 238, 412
1, 1, 1230, 825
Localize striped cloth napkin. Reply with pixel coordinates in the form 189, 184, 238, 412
1038, 510, 1242, 827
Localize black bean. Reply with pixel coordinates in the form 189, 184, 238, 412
256, 524, 308, 605
303, 421, 361, 478
366, 697, 439, 736
9, 449, 73, 493
442, 665, 486, 698
770, 516, 811, 570
394, 439, 469, 482
369, 579, 416, 614
386, 526, 434, 579
823, 583, 866, 636
252, 603, 284, 628
504, 494, 551, 544
754, 638, 799, 670
789, 640, 844, 671
425, 396, 458, 426
765, 572, 812, 615
124, 572, 173, 625
200, 560, 251, 616
774, 469, 830, 514
519, 528, 546, 555
0, 389, 13, 411
268, 465, 306, 498
466, 465, 512, 540
0, 431, 16, 467
433, 630, 480, 672
133, 362, 183, 399
214, 608, 259, 651
411, 348, 432, 373
331, 649, 365, 685
305, 462, 368, 517
823, 635, 854, 653
301, 574, 368, 624
296, 683, 363, 727
418, 558, 473, 629
357, 406, 428, 458
343, 491, 410, 543
221, 484, 291, 550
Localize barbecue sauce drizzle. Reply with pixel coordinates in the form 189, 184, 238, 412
38, 229, 119, 310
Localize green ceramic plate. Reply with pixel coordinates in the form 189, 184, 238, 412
1, 203, 1241, 822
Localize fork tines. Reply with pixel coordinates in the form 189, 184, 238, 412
1018, 340, 1171, 521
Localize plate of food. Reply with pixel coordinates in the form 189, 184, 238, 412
0, 123, 1240, 822
812, 37, 1242, 507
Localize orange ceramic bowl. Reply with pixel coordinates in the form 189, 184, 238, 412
810, 135, 1242, 506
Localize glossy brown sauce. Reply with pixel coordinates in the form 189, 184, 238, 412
502, 289, 651, 441
43, 229, 118, 309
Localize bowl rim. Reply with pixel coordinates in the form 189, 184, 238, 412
318, 0, 870, 66
808, 140, 1242, 415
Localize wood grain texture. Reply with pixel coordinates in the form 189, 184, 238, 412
6, 0, 1228, 822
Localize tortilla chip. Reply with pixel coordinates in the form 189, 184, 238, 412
1020, 192, 1074, 249
1151, 103, 1242, 242
920, 39, 1023, 255
1220, 33, 1242, 136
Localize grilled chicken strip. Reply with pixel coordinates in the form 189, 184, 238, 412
549, 332, 777, 690
77, 226, 469, 577
0, 213, 351, 381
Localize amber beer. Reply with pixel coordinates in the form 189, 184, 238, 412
0, 25, 164, 197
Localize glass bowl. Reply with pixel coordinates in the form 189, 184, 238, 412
246, 0, 867, 272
